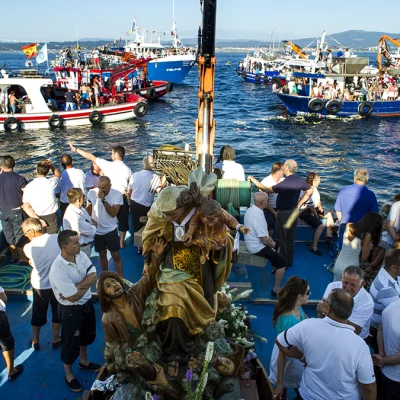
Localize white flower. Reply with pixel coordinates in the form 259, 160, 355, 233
240, 322, 245, 327
145, 392, 153, 400
248, 315, 257, 319
232, 333, 236, 337
205, 341, 214, 362
218, 319, 228, 326
228, 288, 238, 295
232, 290, 253, 301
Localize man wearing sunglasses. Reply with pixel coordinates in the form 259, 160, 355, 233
317, 265, 373, 343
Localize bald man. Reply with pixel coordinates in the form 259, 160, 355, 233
244, 192, 288, 296
86, 176, 124, 277
248, 160, 312, 266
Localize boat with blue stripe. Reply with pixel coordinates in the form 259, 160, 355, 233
275, 57, 400, 117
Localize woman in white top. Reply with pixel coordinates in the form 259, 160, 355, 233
333, 211, 382, 281
214, 145, 245, 181
298, 173, 335, 256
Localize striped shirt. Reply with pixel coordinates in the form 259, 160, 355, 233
369, 267, 400, 329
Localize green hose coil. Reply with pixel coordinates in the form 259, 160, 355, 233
0, 264, 32, 292
215, 179, 251, 216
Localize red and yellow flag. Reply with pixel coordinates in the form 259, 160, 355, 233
22, 43, 37, 58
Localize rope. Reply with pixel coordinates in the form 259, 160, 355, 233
215, 180, 251, 216
0, 264, 32, 292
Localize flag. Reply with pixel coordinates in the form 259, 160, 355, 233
22, 43, 37, 58
36, 43, 48, 64
132, 18, 136, 31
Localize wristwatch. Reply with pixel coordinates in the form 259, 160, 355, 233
102, 198, 107, 204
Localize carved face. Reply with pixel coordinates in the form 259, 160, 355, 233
103, 278, 124, 299
200, 214, 221, 228
214, 357, 235, 377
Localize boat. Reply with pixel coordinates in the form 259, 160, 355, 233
0, 70, 148, 132
53, 59, 174, 101
275, 56, 400, 117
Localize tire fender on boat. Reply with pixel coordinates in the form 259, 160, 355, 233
263, 75, 270, 84
241, 71, 247, 79
3, 117, 21, 132
89, 110, 103, 125
134, 102, 149, 118
358, 102, 373, 117
325, 100, 342, 115
236, 69, 241, 76
308, 98, 324, 113
48, 115, 64, 129
255, 74, 261, 83
147, 87, 156, 100
166, 82, 174, 93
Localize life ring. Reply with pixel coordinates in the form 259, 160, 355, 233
89, 110, 103, 125
325, 100, 342, 115
358, 102, 373, 117
308, 98, 324, 113
3, 117, 21, 132
146, 87, 156, 100
166, 82, 174, 93
255, 74, 261, 83
48, 115, 64, 129
241, 71, 247, 79
134, 102, 149, 118
271, 77, 283, 88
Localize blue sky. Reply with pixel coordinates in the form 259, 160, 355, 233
2, 0, 400, 42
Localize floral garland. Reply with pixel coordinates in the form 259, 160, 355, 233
216, 284, 267, 349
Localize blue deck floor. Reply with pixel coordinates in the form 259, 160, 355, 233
0, 230, 335, 399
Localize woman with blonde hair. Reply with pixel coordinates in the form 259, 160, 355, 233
269, 276, 310, 399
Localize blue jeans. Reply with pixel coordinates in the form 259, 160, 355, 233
0, 208, 24, 246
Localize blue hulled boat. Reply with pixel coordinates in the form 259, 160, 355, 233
275, 57, 400, 117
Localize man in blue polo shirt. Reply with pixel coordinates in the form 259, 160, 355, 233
334, 168, 378, 249
249, 159, 312, 266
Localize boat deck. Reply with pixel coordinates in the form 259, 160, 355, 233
0, 227, 334, 399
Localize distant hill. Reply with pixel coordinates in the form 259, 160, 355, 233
1, 30, 399, 51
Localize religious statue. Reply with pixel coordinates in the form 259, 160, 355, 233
141, 168, 234, 378
182, 198, 249, 264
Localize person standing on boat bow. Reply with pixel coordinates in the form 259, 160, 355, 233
248, 159, 313, 267
68, 143, 132, 249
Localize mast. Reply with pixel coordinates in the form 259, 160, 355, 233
195, 0, 217, 174
172, 0, 178, 50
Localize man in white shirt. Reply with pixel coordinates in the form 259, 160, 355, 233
127, 156, 162, 235
214, 145, 245, 181
69, 143, 132, 248
275, 289, 376, 400
343, 48, 351, 58
49, 230, 99, 393
85, 162, 101, 190
244, 192, 288, 297
317, 266, 373, 342
22, 160, 61, 234
0, 286, 24, 381
386, 200, 400, 249
372, 299, 400, 399
57, 155, 86, 219
252, 161, 285, 234
63, 188, 97, 259
22, 218, 61, 350
86, 176, 124, 277
369, 249, 400, 352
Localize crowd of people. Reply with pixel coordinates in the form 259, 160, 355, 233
1, 145, 400, 398
0, 146, 165, 390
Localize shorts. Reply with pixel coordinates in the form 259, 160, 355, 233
117, 195, 130, 232
59, 300, 96, 365
0, 208, 24, 246
299, 209, 323, 230
94, 228, 120, 253
39, 212, 60, 235
81, 93, 89, 99
0, 311, 15, 352
255, 240, 288, 269
31, 288, 60, 326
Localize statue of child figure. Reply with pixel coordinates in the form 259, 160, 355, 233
182, 199, 249, 264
